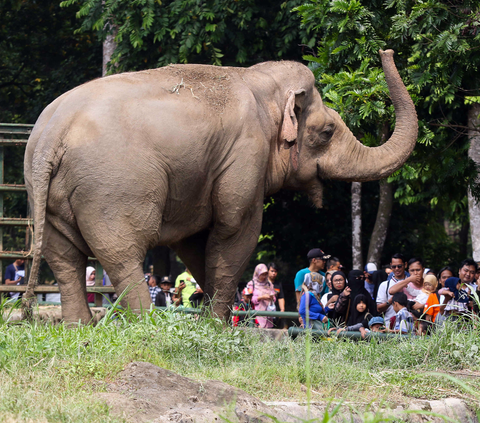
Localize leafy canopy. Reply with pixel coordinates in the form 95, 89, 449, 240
295, 0, 480, 219
60, 0, 310, 71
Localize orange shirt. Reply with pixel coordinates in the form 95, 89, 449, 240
424, 293, 441, 322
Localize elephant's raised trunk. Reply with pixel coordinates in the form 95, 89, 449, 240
323, 49, 418, 182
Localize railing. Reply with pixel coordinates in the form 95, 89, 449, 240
0, 285, 115, 293
0, 123, 106, 306
0, 123, 32, 284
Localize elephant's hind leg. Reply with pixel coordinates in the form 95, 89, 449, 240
99, 258, 152, 313
43, 221, 91, 324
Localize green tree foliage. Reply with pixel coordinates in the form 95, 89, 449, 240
59, 0, 310, 72
0, 0, 101, 252
292, 0, 480, 262
0, 0, 102, 123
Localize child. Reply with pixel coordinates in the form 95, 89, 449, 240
299, 278, 329, 330
232, 287, 255, 327
438, 277, 470, 319
368, 316, 385, 332
413, 275, 437, 307
389, 292, 413, 334
422, 275, 448, 324
332, 294, 373, 338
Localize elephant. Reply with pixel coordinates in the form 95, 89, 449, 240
23, 49, 417, 324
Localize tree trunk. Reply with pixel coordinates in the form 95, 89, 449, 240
459, 217, 469, 259
367, 179, 393, 267
468, 103, 480, 261
351, 181, 363, 269
367, 123, 393, 267
102, 26, 117, 77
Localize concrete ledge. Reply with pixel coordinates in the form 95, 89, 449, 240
7, 306, 106, 324
267, 398, 477, 422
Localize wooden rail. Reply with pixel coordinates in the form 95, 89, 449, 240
0, 286, 115, 293
0, 123, 105, 307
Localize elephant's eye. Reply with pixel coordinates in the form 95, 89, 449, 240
319, 124, 334, 144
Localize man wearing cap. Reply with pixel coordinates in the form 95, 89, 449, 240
364, 262, 377, 298
294, 248, 330, 309
155, 276, 175, 307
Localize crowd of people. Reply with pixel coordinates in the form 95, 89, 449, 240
145, 268, 204, 308
234, 248, 480, 337
6, 247, 480, 337
241, 248, 480, 336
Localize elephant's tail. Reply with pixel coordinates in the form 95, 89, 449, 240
22, 126, 65, 311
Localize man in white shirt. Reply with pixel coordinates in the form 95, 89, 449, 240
376, 253, 408, 325
388, 257, 423, 299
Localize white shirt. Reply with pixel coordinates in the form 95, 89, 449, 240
405, 283, 422, 300
321, 293, 329, 308
414, 291, 429, 305
376, 278, 398, 322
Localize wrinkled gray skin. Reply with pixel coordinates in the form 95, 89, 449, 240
23, 50, 417, 324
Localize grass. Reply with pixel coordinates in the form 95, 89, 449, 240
1, 300, 480, 422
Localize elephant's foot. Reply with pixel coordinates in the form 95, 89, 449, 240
62, 307, 95, 327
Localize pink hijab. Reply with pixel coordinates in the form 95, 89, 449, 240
252, 263, 268, 284
247, 263, 275, 328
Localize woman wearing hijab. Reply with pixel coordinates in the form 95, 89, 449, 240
326, 271, 351, 324
247, 263, 276, 328
371, 269, 388, 301
86, 266, 96, 303
345, 270, 378, 326
299, 273, 329, 329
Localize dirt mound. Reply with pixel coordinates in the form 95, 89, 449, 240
100, 362, 477, 422
100, 361, 280, 422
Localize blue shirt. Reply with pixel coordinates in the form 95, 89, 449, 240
394, 307, 413, 333
5, 263, 24, 282
364, 280, 375, 298
299, 292, 327, 322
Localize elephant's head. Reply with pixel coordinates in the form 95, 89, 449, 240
259, 50, 418, 207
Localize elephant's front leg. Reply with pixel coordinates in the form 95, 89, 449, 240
204, 198, 264, 320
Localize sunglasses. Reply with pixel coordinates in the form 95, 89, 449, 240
391, 265, 404, 269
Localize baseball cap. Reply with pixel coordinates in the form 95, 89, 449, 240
160, 276, 173, 285
364, 263, 377, 274
307, 248, 331, 260
368, 316, 384, 327
242, 287, 253, 296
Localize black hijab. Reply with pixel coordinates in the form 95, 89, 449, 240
327, 271, 348, 322
347, 270, 378, 325
371, 270, 388, 300
328, 271, 346, 299
349, 294, 371, 325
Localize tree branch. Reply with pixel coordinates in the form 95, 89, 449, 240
430, 123, 480, 132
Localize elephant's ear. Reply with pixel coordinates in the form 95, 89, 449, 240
281, 89, 305, 171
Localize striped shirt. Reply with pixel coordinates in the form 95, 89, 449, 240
149, 286, 161, 303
